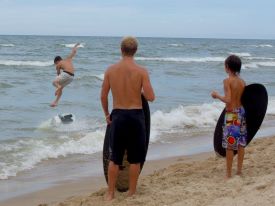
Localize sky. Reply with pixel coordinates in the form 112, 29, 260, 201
0, 0, 275, 39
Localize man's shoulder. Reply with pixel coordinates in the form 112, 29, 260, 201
134, 63, 148, 74
106, 63, 118, 72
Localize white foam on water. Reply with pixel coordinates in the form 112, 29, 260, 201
150, 101, 224, 142
0, 60, 53, 67
168, 43, 185, 47
243, 61, 275, 69
0, 44, 15, 47
1, 97, 274, 180
94, 73, 104, 81
37, 115, 93, 133
250, 44, 273, 48
245, 56, 275, 61
61, 43, 85, 48
0, 130, 104, 180
135, 56, 225, 63
267, 98, 275, 115
229, 52, 251, 57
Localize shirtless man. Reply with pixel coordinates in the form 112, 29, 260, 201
101, 36, 155, 200
211, 55, 247, 179
50, 43, 80, 107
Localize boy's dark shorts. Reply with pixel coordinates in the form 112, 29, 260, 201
109, 109, 146, 165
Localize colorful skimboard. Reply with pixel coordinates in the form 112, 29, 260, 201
103, 95, 150, 192
214, 83, 268, 157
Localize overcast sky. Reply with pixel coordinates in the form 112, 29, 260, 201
0, 0, 274, 39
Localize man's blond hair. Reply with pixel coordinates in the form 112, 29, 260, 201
121, 36, 138, 56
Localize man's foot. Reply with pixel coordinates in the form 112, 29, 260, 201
50, 102, 58, 107
105, 192, 114, 201
236, 171, 243, 176
224, 175, 232, 181
127, 191, 136, 197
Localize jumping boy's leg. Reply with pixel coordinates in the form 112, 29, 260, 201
226, 149, 234, 179
106, 161, 119, 201
50, 87, 63, 107
52, 78, 62, 96
237, 146, 245, 175
128, 163, 140, 197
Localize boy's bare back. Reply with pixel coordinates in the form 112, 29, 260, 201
224, 76, 246, 110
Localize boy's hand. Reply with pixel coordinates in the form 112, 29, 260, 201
211, 91, 219, 99
74, 43, 80, 48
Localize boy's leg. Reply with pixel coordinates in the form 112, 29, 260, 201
237, 146, 245, 175
128, 163, 140, 196
106, 161, 119, 201
50, 87, 63, 107
226, 149, 234, 179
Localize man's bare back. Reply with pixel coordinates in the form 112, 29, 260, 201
105, 58, 149, 109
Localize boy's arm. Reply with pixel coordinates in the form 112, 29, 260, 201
101, 71, 111, 124
56, 65, 61, 75
67, 43, 80, 59
142, 69, 155, 102
211, 79, 231, 104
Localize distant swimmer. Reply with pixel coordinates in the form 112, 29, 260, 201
50, 43, 80, 107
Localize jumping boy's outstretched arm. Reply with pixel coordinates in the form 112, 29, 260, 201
67, 43, 80, 59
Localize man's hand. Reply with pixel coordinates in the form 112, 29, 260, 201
106, 114, 112, 125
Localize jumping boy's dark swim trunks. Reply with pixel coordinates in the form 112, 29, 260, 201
109, 109, 146, 165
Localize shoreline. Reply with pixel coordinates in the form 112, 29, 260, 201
1, 151, 214, 206
2, 135, 275, 206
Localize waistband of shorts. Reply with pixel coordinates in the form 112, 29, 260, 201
226, 106, 244, 113
63, 70, 74, 76
112, 109, 143, 114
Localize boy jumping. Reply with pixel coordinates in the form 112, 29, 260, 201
50, 43, 80, 107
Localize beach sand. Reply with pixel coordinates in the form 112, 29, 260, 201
3, 136, 275, 206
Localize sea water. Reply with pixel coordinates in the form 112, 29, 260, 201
1, 35, 275, 182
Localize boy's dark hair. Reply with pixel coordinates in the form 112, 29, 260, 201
54, 56, 62, 64
225, 55, 242, 74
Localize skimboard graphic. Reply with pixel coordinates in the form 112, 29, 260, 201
103, 95, 150, 192
214, 84, 268, 157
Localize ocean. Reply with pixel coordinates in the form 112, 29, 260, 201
0, 35, 275, 198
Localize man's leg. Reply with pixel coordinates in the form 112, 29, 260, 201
128, 163, 140, 196
226, 149, 234, 179
106, 161, 119, 201
237, 146, 245, 175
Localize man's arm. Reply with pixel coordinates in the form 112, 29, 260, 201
67, 43, 80, 59
101, 71, 111, 124
142, 69, 155, 102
